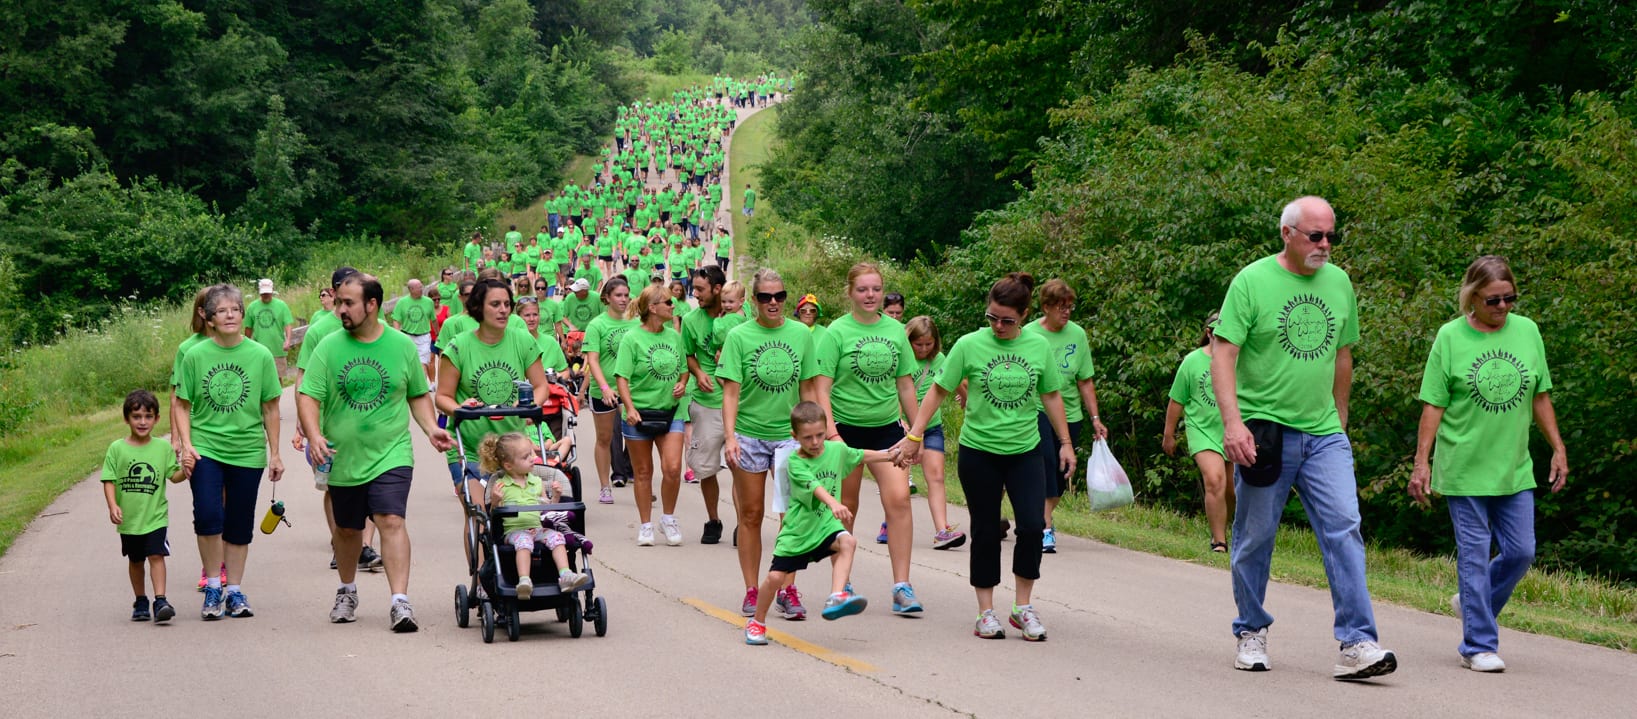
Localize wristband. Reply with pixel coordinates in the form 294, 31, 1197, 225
905, 433, 923, 443
1091, 415, 1100, 421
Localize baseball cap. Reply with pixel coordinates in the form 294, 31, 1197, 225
257, 279, 276, 295
570, 278, 591, 292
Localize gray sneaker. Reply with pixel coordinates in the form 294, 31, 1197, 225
389, 597, 418, 633
974, 609, 1005, 639
1334, 640, 1397, 680
330, 588, 359, 623
1009, 605, 1046, 641
1235, 628, 1270, 671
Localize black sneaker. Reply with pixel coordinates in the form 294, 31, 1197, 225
612, 476, 629, 488
702, 519, 723, 545
329, 556, 338, 570
999, 519, 1011, 541
152, 596, 175, 623
359, 545, 384, 572
131, 596, 151, 622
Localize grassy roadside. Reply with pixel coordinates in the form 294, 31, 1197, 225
727, 104, 782, 256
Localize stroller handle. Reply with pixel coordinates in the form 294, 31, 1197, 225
490, 501, 587, 518
448, 405, 547, 431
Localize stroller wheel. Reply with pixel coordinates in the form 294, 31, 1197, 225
568, 599, 584, 638
593, 596, 608, 637
555, 605, 568, 623
506, 601, 521, 642
455, 585, 470, 629
480, 601, 495, 644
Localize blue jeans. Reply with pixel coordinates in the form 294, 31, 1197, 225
1230, 430, 1378, 646
1447, 491, 1535, 656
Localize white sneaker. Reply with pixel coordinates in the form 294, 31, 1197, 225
660, 517, 684, 546
557, 571, 590, 592
637, 523, 655, 546
1334, 640, 1398, 680
1462, 652, 1506, 672
1450, 592, 1461, 614
1234, 628, 1270, 671
516, 575, 534, 600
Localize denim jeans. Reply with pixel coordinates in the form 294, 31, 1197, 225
1230, 430, 1378, 646
1447, 491, 1535, 656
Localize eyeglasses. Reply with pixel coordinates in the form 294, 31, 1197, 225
755, 290, 789, 304
1483, 293, 1519, 307
1288, 226, 1341, 245
984, 312, 1019, 327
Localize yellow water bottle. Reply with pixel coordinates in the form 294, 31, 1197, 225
259, 500, 286, 535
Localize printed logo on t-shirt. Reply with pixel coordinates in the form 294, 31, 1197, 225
472, 360, 521, 405
571, 303, 597, 325
748, 340, 800, 393
978, 354, 1036, 410
603, 327, 631, 361
338, 356, 390, 412
848, 336, 900, 384
1277, 294, 1337, 361
252, 306, 279, 329
202, 363, 251, 414
644, 341, 685, 383
118, 461, 160, 496
792, 467, 843, 511
1467, 349, 1530, 414
404, 305, 426, 323
1195, 368, 1218, 409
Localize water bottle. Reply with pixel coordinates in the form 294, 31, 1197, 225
313, 442, 334, 490
516, 380, 535, 407
259, 500, 286, 535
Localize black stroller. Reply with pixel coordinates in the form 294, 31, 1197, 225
448, 404, 607, 642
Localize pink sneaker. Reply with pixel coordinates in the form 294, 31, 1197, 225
774, 585, 806, 621
684, 468, 698, 484
740, 587, 758, 617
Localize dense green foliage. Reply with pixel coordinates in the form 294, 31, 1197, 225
759, 3, 1637, 580
0, 0, 806, 345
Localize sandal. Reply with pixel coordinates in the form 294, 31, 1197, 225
1210, 541, 1229, 553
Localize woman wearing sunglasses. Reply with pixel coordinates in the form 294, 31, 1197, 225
584, 278, 639, 505
903, 272, 1074, 641
813, 263, 924, 613
718, 268, 821, 617
1408, 255, 1567, 673
616, 284, 690, 547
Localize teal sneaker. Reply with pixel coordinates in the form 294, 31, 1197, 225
821, 591, 868, 620
1042, 527, 1057, 554
891, 583, 923, 614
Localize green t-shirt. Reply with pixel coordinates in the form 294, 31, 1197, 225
532, 330, 568, 372
716, 319, 818, 441
621, 268, 646, 291
534, 299, 563, 336
818, 313, 915, 427
436, 282, 460, 315
575, 265, 604, 291
561, 293, 603, 330
171, 333, 208, 386
1167, 347, 1224, 457
177, 338, 281, 468
102, 437, 182, 535
935, 329, 1061, 456
908, 352, 945, 429
439, 313, 477, 348
504, 230, 523, 247
1215, 255, 1360, 435
743, 187, 756, 210
463, 241, 483, 267
1024, 319, 1096, 421
392, 296, 435, 335
441, 329, 542, 463
497, 474, 548, 534
775, 442, 863, 556
1419, 315, 1552, 497
614, 325, 687, 411
247, 298, 294, 357
583, 313, 640, 400
297, 311, 344, 371
716, 234, 733, 256
299, 328, 429, 487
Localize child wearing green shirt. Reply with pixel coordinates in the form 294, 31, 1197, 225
480, 432, 589, 600
745, 402, 899, 645
103, 390, 188, 623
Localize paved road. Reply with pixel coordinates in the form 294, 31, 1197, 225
3, 383, 1634, 718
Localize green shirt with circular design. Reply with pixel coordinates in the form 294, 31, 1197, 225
935, 329, 1061, 456
817, 313, 915, 427
615, 325, 687, 411
177, 338, 281, 468
1418, 315, 1552, 497
716, 319, 818, 441
583, 312, 640, 400
299, 328, 429, 486
441, 328, 542, 463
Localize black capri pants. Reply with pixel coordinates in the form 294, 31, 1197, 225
957, 443, 1046, 588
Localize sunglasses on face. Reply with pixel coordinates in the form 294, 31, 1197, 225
1484, 294, 1519, 307
653, 298, 673, 307
1289, 226, 1342, 245
984, 312, 1019, 327
755, 291, 789, 304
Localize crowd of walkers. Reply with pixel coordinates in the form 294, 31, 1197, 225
100, 71, 1566, 681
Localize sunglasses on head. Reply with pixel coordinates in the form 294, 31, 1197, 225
755, 290, 788, 303
1483, 293, 1519, 307
515, 296, 539, 305
1289, 226, 1342, 245
984, 312, 1019, 327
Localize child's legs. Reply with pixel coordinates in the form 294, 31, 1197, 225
147, 555, 166, 597
128, 558, 146, 597
838, 465, 864, 533
542, 529, 571, 573
753, 569, 787, 623
827, 532, 858, 595
508, 530, 537, 579
922, 448, 950, 529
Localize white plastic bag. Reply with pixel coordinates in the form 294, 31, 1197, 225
1086, 439, 1133, 512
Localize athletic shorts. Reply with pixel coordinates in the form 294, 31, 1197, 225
769, 530, 846, 573
686, 403, 725, 478
447, 461, 481, 487
329, 466, 413, 529
590, 395, 619, 414
620, 416, 685, 440
835, 422, 905, 451
409, 333, 431, 365
923, 424, 946, 453
734, 434, 796, 474
120, 527, 170, 560
598, 255, 614, 262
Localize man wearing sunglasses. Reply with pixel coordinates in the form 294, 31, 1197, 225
1211, 196, 1397, 681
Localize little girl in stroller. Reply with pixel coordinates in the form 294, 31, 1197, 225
480, 432, 590, 599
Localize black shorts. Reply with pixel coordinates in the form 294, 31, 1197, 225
329, 466, 413, 529
598, 254, 614, 262
591, 394, 620, 414
835, 422, 905, 451
768, 530, 845, 573
120, 527, 170, 560
1036, 413, 1084, 499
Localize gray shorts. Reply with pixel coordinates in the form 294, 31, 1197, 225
735, 434, 796, 474
687, 402, 725, 478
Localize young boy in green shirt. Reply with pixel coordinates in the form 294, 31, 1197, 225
745, 402, 898, 645
102, 389, 188, 623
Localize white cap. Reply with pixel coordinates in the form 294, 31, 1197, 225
557, 227, 566, 234
257, 279, 276, 295
570, 278, 591, 292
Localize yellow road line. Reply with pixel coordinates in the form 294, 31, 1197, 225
681, 597, 878, 673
